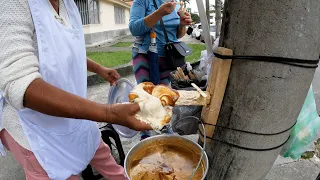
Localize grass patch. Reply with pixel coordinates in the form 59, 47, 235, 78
87, 44, 206, 68
186, 44, 206, 63
111, 42, 133, 47
87, 51, 132, 68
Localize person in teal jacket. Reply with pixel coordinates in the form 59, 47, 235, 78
129, 0, 192, 140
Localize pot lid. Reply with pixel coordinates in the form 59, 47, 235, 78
108, 78, 137, 138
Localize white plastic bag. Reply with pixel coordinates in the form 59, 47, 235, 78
196, 38, 220, 81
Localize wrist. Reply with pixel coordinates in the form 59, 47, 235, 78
179, 23, 186, 28
95, 65, 105, 76
102, 104, 116, 123
155, 9, 165, 18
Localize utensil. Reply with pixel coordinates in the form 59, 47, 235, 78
108, 78, 137, 138
124, 133, 208, 180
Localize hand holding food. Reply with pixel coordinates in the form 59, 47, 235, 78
107, 103, 152, 131
128, 81, 208, 130
158, 0, 176, 16
179, 10, 192, 26
129, 82, 179, 130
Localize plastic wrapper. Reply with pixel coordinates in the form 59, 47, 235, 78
169, 39, 221, 135
198, 38, 219, 79
170, 61, 207, 91
171, 106, 202, 135
170, 67, 204, 135
280, 85, 320, 159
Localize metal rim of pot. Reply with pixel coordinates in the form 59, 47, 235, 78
124, 134, 209, 180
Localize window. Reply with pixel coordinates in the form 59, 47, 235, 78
114, 6, 125, 24
75, 0, 100, 25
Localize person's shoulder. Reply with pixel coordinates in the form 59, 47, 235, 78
0, 0, 34, 39
133, 0, 151, 7
133, 0, 146, 5
2, 0, 32, 18
6, 0, 30, 9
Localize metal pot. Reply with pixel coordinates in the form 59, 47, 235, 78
124, 135, 209, 180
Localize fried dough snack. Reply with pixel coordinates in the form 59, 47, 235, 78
128, 82, 180, 130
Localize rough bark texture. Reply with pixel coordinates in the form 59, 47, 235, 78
215, 0, 222, 38
206, 0, 320, 179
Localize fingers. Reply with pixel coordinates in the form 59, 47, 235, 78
178, 9, 192, 25
164, 2, 176, 8
109, 70, 120, 86
134, 120, 153, 131
184, 11, 190, 17
181, 19, 192, 26
159, 1, 176, 16
184, 18, 192, 25
114, 71, 120, 78
129, 103, 140, 114
110, 69, 120, 78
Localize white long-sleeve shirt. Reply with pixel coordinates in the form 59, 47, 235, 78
0, 0, 70, 150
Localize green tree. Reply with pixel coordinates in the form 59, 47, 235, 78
191, 13, 200, 23
186, 7, 191, 13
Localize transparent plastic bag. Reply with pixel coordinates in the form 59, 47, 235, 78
196, 38, 219, 81
280, 84, 320, 159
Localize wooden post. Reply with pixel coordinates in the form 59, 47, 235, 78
205, 0, 320, 179
199, 47, 233, 143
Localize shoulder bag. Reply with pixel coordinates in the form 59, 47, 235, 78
152, 0, 192, 70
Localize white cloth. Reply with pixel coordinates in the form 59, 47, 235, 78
0, 0, 70, 151
0, 93, 6, 156
16, 0, 101, 179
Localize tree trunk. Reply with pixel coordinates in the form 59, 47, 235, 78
215, 0, 222, 38
206, 0, 320, 179
205, 0, 210, 25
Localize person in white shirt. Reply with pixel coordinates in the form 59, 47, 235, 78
0, 0, 151, 179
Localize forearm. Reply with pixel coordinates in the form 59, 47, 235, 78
129, 0, 152, 36
87, 57, 103, 74
144, 10, 163, 28
129, 10, 162, 36
177, 25, 186, 39
24, 79, 114, 123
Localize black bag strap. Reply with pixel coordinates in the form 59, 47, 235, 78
151, 0, 170, 44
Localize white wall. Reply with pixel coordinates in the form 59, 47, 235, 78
83, 0, 130, 34
209, 13, 215, 24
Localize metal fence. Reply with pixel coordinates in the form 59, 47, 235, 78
74, 0, 100, 25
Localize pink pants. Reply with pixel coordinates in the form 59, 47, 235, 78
0, 129, 127, 180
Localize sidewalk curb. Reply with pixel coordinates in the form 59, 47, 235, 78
87, 63, 134, 86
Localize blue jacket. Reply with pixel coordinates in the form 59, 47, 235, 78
129, 0, 180, 57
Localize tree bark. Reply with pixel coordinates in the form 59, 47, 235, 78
215, 0, 222, 38
206, 0, 320, 179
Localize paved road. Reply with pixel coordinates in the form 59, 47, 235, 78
1, 68, 320, 180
